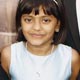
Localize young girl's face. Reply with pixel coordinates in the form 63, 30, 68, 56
21, 7, 60, 46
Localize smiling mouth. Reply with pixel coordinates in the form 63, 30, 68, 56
30, 33, 45, 38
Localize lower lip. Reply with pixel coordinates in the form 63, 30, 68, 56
31, 34, 44, 38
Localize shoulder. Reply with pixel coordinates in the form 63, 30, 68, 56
1, 45, 11, 74
57, 44, 79, 62
1, 41, 24, 75
58, 44, 79, 63
58, 44, 80, 78
1, 41, 23, 63
71, 49, 79, 70
72, 49, 79, 64
70, 49, 80, 79
11, 41, 24, 48
58, 44, 79, 66
56, 44, 73, 62
57, 44, 72, 53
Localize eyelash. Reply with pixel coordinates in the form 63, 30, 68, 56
23, 17, 51, 23
42, 19, 51, 23
24, 18, 32, 23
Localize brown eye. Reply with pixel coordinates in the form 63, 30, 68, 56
42, 18, 51, 24
24, 18, 32, 23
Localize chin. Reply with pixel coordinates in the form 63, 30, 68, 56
29, 40, 44, 47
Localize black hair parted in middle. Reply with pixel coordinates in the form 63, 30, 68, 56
16, 0, 67, 45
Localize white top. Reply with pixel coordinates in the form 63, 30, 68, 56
76, 0, 80, 35
9, 41, 72, 80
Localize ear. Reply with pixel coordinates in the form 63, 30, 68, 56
55, 21, 60, 32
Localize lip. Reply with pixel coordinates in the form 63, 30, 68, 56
30, 33, 45, 38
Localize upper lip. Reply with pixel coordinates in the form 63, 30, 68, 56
30, 33, 45, 37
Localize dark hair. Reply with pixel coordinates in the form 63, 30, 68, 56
16, 0, 67, 45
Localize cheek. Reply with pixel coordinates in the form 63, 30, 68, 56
44, 24, 57, 39
21, 26, 30, 38
44, 24, 56, 34
21, 21, 32, 31
22, 24, 32, 32
22, 26, 29, 31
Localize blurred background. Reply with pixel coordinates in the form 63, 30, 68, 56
0, 0, 19, 51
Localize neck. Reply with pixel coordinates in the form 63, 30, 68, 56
26, 42, 54, 56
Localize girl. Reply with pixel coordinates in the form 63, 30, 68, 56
1, 0, 79, 80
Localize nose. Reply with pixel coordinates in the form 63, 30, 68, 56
33, 19, 41, 31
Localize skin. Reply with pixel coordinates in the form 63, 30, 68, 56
1, 7, 80, 80
21, 7, 60, 56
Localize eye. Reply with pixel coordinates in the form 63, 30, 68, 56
24, 17, 33, 23
42, 18, 51, 24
